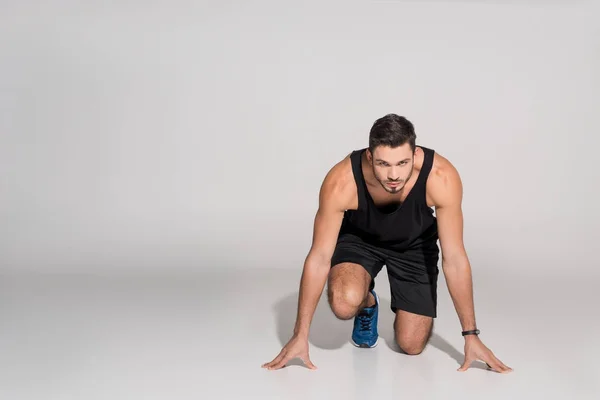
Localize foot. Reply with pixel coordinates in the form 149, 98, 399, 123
351, 290, 379, 348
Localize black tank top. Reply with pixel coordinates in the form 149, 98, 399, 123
339, 146, 439, 252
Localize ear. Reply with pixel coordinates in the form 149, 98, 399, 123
366, 149, 372, 162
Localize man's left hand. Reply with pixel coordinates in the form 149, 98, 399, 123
458, 335, 513, 373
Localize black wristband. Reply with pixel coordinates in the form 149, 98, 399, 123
461, 329, 480, 336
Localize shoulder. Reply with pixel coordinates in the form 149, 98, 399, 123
426, 150, 463, 208
319, 152, 358, 211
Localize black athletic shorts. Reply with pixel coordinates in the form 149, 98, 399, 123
331, 233, 440, 318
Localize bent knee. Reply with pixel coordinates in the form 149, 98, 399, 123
328, 287, 366, 320
399, 344, 425, 355
396, 335, 427, 355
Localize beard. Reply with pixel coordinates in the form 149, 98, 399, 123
372, 166, 413, 194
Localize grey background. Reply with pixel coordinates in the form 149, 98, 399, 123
1, 0, 599, 275
1, 2, 600, 399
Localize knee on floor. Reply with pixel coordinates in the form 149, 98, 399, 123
395, 335, 427, 355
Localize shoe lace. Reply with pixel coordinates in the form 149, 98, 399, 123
357, 313, 373, 332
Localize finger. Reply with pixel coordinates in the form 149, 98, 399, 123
482, 354, 512, 374
485, 360, 503, 373
477, 353, 500, 373
302, 357, 317, 370
262, 356, 281, 368
262, 352, 285, 369
493, 357, 513, 373
458, 355, 475, 372
270, 354, 292, 370
492, 354, 513, 373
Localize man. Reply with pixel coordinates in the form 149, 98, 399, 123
262, 114, 512, 373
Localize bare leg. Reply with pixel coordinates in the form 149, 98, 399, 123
327, 262, 375, 320
394, 309, 434, 355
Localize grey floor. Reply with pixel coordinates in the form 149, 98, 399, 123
0, 265, 598, 400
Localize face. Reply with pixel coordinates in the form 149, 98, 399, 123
367, 144, 414, 194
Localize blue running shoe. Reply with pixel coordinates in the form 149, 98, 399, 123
351, 290, 379, 348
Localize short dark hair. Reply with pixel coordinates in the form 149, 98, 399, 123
368, 114, 416, 153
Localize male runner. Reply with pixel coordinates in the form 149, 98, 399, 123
262, 114, 512, 373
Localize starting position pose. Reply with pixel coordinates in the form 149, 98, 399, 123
263, 114, 512, 373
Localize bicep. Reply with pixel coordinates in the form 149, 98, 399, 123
432, 164, 466, 263
436, 203, 466, 263
308, 174, 347, 263
309, 205, 345, 263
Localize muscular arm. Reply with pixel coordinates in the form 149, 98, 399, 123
263, 161, 351, 370
292, 166, 348, 339
430, 161, 477, 332
429, 157, 513, 374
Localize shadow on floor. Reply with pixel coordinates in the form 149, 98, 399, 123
272, 290, 490, 371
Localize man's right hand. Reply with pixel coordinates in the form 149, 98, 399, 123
261, 156, 350, 372
262, 335, 316, 370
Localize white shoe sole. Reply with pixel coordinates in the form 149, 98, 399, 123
351, 337, 379, 348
